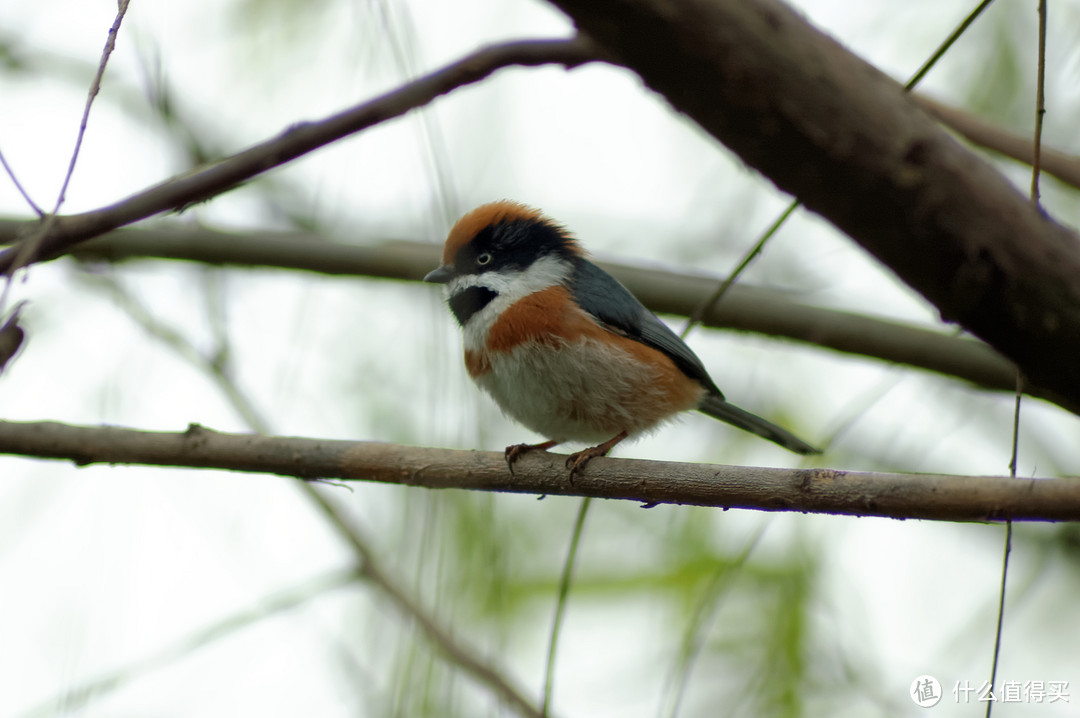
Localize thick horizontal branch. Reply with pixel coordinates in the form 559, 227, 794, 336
25, 222, 1056, 410
0, 37, 598, 274
547, 0, 1080, 413
2, 420, 1078, 522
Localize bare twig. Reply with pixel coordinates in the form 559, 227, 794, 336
680, 200, 798, 339
987, 4, 1048, 714
0, 37, 599, 275
663, 526, 766, 718
541, 497, 591, 717
913, 94, 1080, 191
75, 270, 272, 432
79, 273, 545, 717
1, 420, 1078, 522
3, 0, 131, 282
53, 0, 131, 215
298, 484, 547, 718
1029, 0, 1048, 207
903, 0, 996, 90
74, 260, 543, 716
0, 147, 44, 217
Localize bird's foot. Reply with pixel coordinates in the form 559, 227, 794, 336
504, 440, 559, 474
564, 431, 628, 483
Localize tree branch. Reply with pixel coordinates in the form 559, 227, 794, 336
545, 0, 1080, 414
24, 222, 1059, 411
296, 483, 547, 718
912, 94, 1080, 191
2, 420, 1077, 522
0, 37, 598, 274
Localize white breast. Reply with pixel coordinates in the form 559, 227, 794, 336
447, 256, 700, 443
474, 336, 692, 443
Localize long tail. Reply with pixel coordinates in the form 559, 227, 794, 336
699, 394, 820, 455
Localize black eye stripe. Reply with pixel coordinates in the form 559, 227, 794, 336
453, 219, 572, 275
448, 286, 497, 326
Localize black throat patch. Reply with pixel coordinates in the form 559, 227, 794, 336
448, 286, 497, 326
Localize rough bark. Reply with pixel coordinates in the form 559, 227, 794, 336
545, 0, 1080, 412
1, 420, 1077, 522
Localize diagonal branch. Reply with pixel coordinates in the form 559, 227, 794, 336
50, 0, 131, 217
63, 267, 547, 718
0, 0, 131, 305
1, 419, 1078, 522
544, 0, 1080, 414
297, 483, 547, 718
0, 37, 599, 275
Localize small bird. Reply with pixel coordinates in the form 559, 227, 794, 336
425, 201, 820, 475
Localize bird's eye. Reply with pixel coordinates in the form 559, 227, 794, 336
476, 253, 493, 266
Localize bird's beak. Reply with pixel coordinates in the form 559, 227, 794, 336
424, 265, 454, 284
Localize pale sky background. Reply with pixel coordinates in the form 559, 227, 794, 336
1, 1, 1079, 717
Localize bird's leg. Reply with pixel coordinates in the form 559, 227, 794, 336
565, 430, 628, 481
505, 439, 560, 474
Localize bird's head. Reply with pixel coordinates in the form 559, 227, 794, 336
425, 201, 583, 326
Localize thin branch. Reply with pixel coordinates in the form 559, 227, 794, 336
0, 147, 44, 217
0, 37, 599, 275
988, 4, 1048, 713
541, 497, 591, 717
15, 222, 1056, 411
912, 94, 1080, 191
73, 263, 544, 716
903, 0, 996, 90
1, 0, 130, 324
78, 271, 544, 717
74, 270, 273, 432
1029, 0, 1048, 206
1, 420, 1078, 522
3, 0, 131, 281
52, 0, 131, 216
298, 483, 547, 718
663, 526, 766, 718
680, 199, 798, 339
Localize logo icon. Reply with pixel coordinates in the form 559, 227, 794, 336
911, 675, 942, 707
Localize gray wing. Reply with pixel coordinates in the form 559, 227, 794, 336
567, 259, 723, 397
